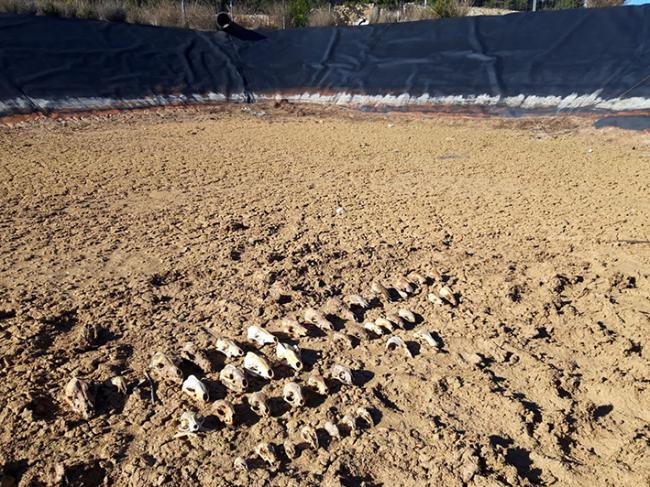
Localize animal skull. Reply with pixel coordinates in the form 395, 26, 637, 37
215, 337, 244, 359
248, 391, 271, 417
255, 442, 278, 467
303, 308, 334, 331
150, 352, 183, 384
280, 317, 308, 338
180, 342, 212, 373
356, 407, 374, 427
385, 313, 405, 328
345, 294, 369, 309
219, 364, 248, 392
324, 421, 341, 440
394, 277, 415, 296
300, 425, 319, 450
282, 382, 305, 408
407, 271, 428, 285
323, 297, 355, 322
375, 317, 395, 333
177, 411, 204, 436
63, 378, 95, 419
414, 330, 442, 350
247, 326, 277, 347
371, 280, 392, 302
234, 456, 248, 472
398, 308, 416, 324
363, 321, 385, 336
439, 285, 458, 306
341, 414, 357, 432
276, 342, 303, 371
284, 440, 298, 459
212, 399, 235, 426
110, 375, 128, 395
182, 375, 209, 403
386, 336, 413, 358
307, 374, 328, 395
243, 352, 274, 379
330, 364, 353, 386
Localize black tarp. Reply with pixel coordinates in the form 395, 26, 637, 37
235, 7, 650, 100
1, 6, 650, 115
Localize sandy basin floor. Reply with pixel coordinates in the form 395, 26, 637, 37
0, 105, 648, 486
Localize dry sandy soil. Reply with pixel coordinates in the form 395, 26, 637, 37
0, 105, 648, 487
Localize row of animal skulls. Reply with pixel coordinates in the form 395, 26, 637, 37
178, 405, 374, 469
154, 307, 443, 389
356, 272, 457, 306
151, 334, 324, 384
62, 272, 454, 419
157, 323, 443, 406
177, 374, 362, 438
63, 358, 352, 422
246, 406, 375, 469
63, 323, 439, 420
269, 271, 456, 334
159, 271, 456, 387
178, 360, 352, 405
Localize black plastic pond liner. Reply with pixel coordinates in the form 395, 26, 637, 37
2, 6, 650, 117
594, 115, 650, 130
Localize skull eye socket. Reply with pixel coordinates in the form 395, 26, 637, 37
156, 362, 165, 369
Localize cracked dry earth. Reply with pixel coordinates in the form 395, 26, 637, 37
0, 105, 649, 487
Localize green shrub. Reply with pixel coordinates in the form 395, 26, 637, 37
403, 4, 439, 21
308, 6, 338, 27
98, 2, 127, 22
431, 0, 468, 18
38, 0, 64, 17
60, 0, 81, 18
77, 4, 99, 20
287, 0, 310, 27
0, 0, 38, 15
146, 1, 184, 27
549, 0, 584, 8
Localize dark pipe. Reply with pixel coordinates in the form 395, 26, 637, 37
216, 11, 232, 31
213, 14, 266, 41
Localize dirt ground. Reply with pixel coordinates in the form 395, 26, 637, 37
0, 104, 648, 487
